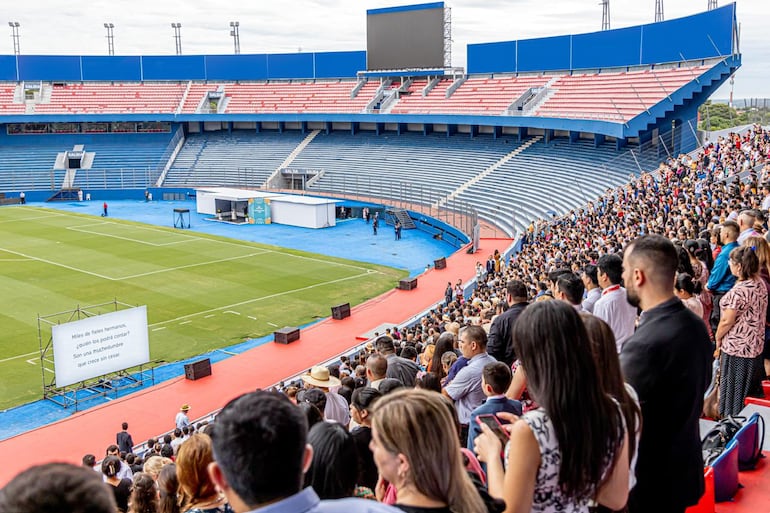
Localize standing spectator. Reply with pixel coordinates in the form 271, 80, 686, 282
18, 191, 25, 204
675, 273, 705, 319
621, 235, 711, 513
475, 301, 629, 512
594, 254, 637, 352
0, 463, 117, 513
444, 282, 454, 306
102, 201, 109, 217
102, 456, 133, 513
157, 464, 180, 513
175, 404, 191, 430
442, 325, 497, 445
349, 387, 382, 491
170, 428, 185, 455
371, 389, 487, 513
394, 220, 402, 241
375, 336, 420, 388
207, 391, 399, 513
466, 362, 522, 452
129, 473, 159, 513
707, 221, 740, 333
105, 445, 133, 481
737, 210, 760, 244
117, 422, 134, 455
716, 246, 768, 416
177, 434, 231, 513
580, 264, 602, 313
365, 354, 388, 390
301, 366, 350, 426
373, 214, 379, 235
304, 422, 363, 499
486, 280, 529, 366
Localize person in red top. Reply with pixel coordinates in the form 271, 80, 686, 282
102, 202, 108, 217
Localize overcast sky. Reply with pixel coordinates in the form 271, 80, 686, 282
4, 1, 766, 99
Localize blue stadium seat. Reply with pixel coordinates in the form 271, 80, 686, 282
734, 413, 763, 470
711, 439, 740, 502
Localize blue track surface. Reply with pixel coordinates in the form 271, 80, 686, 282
0, 199, 455, 440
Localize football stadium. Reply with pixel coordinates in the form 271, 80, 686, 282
0, 1, 768, 511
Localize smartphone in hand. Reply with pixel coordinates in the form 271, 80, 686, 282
476, 413, 510, 446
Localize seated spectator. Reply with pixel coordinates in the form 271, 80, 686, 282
176, 433, 231, 513
0, 462, 117, 513
157, 463, 180, 513
305, 422, 370, 499
129, 472, 159, 513
467, 362, 522, 452
102, 455, 133, 513
207, 390, 398, 513
370, 388, 487, 512
475, 301, 629, 512
349, 387, 382, 491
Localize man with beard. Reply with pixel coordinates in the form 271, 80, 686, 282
620, 235, 712, 513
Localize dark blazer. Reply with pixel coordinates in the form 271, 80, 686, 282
486, 302, 528, 366
620, 297, 712, 512
466, 396, 522, 451
116, 431, 134, 454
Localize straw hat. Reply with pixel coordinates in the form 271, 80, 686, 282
180, 404, 190, 412
301, 366, 341, 388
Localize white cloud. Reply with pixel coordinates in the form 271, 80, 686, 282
4, 0, 765, 98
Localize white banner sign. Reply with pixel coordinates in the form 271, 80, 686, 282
52, 306, 150, 388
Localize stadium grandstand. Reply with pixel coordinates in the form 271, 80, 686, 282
1, 2, 769, 512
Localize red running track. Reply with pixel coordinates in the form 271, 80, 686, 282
0, 239, 512, 487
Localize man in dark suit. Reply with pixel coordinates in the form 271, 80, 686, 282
486, 280, 529, 366
620, 235, 712, 513
467, 361, 522, 451
116, 422, 134, 455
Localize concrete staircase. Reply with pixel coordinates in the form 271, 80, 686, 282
262, 129, 321, 187
433, 136, 543, 209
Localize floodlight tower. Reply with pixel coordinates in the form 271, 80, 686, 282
171, 23, 182, 55
229, 21, 240, 54
8, 21, 20, 55
601, 0, 610, 31
708, 0, 718, 9
655, 0, 664, 22
104, 23, 115, 55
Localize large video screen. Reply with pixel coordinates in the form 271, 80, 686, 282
52, 305, 150, 388
367, 3, 446, 70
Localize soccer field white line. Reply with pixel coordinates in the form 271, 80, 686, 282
148, 270, 375, 327
66, 224, 202, 247
0, 246, 269, 281
12, 207, 373, 272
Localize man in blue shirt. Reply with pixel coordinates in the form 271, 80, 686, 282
706, 220, 739, 334
208, 390, 399, 513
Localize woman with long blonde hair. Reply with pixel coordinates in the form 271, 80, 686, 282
176, 434, 232, 513
370, 388, 486, 513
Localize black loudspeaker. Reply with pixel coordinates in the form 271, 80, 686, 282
274, 326, 300, 344
184, 358, 212, 380
398, 278, 418, 291
331, 303, 351, 320
434, 257, 447, 270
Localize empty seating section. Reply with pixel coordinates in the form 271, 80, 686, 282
536, 65, 709, 121
33, 83, 186, 114
391, 76, 550, 115
294, 132, 520, 204
0, 84, 24, 114
223, 81, 377, 113
455, 139, 641, 235
163, 131, 307, 187
0, 133, 172, 190
181, 83, 222, 113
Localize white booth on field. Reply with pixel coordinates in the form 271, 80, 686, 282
195, 187, 339, 229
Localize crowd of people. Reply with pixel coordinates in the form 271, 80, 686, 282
2, 125, 770, 513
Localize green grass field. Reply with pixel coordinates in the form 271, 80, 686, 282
0, 206, 406, 410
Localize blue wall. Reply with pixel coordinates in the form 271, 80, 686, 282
468, 3, 735, 73
0, 50, 365, 82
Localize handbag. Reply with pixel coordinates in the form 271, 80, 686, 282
703, 359, 721, 420
702, 415, 745, 466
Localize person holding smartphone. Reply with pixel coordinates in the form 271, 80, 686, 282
474, 301, 630, 513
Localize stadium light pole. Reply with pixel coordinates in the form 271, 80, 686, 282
600, 0, 610, 31
229, 21, 240, 55
104, 23, 115, 56
655, 0, 664, 22
708, 0, 718, 9
8, 21, 20, 55
171, 22, 182, 55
